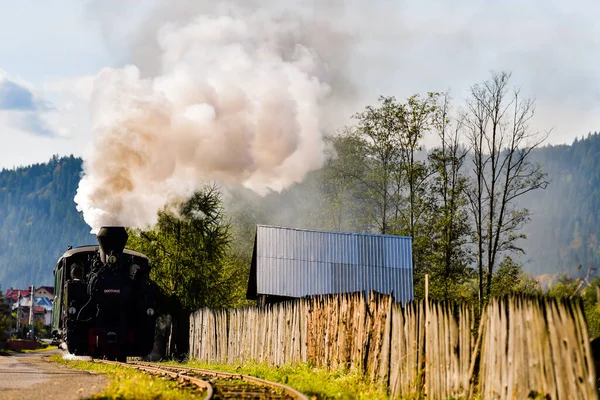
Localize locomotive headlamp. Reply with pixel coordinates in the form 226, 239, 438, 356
68, 306, 76, 315
146, 308, 155, 316
108, 255, 117, 264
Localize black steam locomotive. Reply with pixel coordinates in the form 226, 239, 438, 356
51, 227, 157, 360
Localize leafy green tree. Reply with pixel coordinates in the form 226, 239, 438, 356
390, 94, 440, 301
424, 93, 474, 301
544, 273, 600, 339
395, 93, 439, 239
547, 274, 581, 299
350, 96, 406, 234
322, 94, 477, 301
0, 286, 10, 336
346, 93, 439, 237
490, 256, 541, 297
127, 185, 248, 312
318, 132, 372, 232
581, 276, 600, 339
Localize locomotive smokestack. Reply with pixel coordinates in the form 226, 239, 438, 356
97, 226, 128, 263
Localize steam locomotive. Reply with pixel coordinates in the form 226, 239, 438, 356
51, 227, 157, 361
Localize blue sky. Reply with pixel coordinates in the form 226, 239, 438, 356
0, 1, 114, 84
1, 0, 600, 169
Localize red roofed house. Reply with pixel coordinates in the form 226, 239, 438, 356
4, 288, 54, 327
4, 289, 30, 307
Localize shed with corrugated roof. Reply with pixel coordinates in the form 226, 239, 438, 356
246, 225, 413, 305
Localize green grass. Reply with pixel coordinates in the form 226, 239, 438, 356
0, 344, 57, 354
49, 354, 206, 399
22, 345, 58, 353
163, 359, 389, 400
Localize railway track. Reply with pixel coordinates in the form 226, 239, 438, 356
94, 359, 308, 400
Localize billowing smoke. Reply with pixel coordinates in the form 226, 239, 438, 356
75, 1, 357, 232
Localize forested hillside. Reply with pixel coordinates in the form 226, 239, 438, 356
0, 155, 95, 289
520, 132, 600, 280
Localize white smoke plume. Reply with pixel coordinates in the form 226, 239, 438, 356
75, 1, 357, 233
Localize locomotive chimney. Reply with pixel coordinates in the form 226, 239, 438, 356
97, 226, 128, 263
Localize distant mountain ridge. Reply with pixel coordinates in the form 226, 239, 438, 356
0, 155, 95, 289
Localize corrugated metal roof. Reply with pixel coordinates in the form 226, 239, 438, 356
247, 225, 413, 303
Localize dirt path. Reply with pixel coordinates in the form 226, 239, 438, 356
0, 350, 108, 400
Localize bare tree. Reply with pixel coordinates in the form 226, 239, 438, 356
464, 71, 549, 307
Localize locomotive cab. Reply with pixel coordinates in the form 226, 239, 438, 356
52, 227, 157, 361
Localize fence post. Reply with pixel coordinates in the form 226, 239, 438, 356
424, 274, 429, 397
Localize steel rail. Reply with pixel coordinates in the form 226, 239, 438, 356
93, 359, 214, 399
131, 361, 309, 400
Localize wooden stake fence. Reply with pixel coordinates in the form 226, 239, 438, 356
477, 296, 597, 399
189, 293, 598, 399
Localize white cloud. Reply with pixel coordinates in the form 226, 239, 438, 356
0, 69, 94, 139
0, 69, 93, 169
0, 125, 86, 170
40, 75, 94, 140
